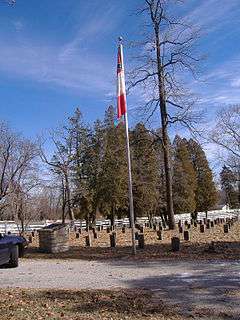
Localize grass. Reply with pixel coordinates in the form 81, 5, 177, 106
0, 288, 183, 320
1, 288, 239, 320
24, 221, 240, 261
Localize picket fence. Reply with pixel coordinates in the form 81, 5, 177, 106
0, 209, 239, 235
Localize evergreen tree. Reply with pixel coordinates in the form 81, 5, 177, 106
131, 123, 160, 222
66, 108, 91, 222
187, 139, 217, 216
83, 119, 105, 224
220, 165, 239, 208
172, 136, 197, 214
99, 106, 128, 225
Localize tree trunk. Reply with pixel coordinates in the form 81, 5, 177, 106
65, 173, 75, 221
110, 205, 115, 227
155, 25, 175, 229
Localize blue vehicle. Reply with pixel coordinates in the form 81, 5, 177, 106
0, 233, 27, 267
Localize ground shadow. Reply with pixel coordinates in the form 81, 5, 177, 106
120, 262, 240, 319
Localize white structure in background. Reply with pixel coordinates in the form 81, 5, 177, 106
0, 208, 239, 235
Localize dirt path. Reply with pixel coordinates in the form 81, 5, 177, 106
1, 259, 240, 317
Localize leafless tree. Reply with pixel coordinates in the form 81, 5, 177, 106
7, 172, 41, 234
210, 105, 240, 206
0, 122, 38, 218
128, 0, 203, 229
39, 129, 75, 223
211, 105, 240, 160
0, 0, 16, 6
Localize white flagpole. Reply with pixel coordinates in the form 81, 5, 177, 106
124, 112, 136, 255
119, 38, 136, 255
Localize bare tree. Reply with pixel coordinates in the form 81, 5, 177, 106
0, 0, 16, 5
0, 122, 38, 217
211, 105, 240, 159
128, 0, 202, 229
39, 131, 75, 223
7, 171, 41, 234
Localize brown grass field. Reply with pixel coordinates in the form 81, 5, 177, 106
1, 220, 240, 320
0, 288, 186, 320
24, 219, 240, 261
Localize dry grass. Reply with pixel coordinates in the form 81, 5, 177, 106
0, 288, 184, 320
24, 221, 240, 261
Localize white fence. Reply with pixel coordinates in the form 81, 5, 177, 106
0, 209, 239, 235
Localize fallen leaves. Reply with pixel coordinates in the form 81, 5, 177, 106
24, 221, 240, 262
0, 288, 184, 320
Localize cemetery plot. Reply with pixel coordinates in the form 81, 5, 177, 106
25, 217, 240, 261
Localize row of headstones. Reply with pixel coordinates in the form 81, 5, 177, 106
28, 215, 238, 245
74, 215, 238, 247
177, 216, 238, 235
73, 220, 169, 235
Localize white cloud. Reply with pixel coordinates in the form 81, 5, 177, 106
12, 20, 23, 32
0, 3, 121, 95
184, 0, 239, 32
231, 77, 240, 88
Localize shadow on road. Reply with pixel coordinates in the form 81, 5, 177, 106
119, 262, 240, 319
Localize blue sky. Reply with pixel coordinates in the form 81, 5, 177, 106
0, 0, 240, 143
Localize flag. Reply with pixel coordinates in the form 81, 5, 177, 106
117, 44, 127, 119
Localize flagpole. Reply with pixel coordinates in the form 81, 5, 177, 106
118, 38, 136, 255
124, 112, 136, 255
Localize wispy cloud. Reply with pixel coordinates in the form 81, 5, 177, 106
184, 0, 240, 32
0, 3, 121, 95
12, 20, 24, 32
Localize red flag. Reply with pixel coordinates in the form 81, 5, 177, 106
117, 44, 127, 119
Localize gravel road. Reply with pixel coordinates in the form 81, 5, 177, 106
1, 259, 240, 316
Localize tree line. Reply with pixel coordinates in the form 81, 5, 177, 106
0, 104, 239, 231
40, 106, 218, 226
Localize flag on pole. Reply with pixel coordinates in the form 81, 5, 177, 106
116, 38, 136, 255
117, 44, 127, 119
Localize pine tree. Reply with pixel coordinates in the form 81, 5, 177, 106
131, 123, 160, 222
172, 136, 197, 215
220, 165, 239, 208
66, 108, 92, 222
187, 139, 217, 216
99, 106, 128, 225
83, 119, 105, 224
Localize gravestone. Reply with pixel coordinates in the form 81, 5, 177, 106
85, 235, 91, 247
138, 234, 144, 249
224, 224, 229, 233
110, 232, 116, 247
157, 230, 162, 240
184, 230, 190, 241
171, 237, 180, 252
